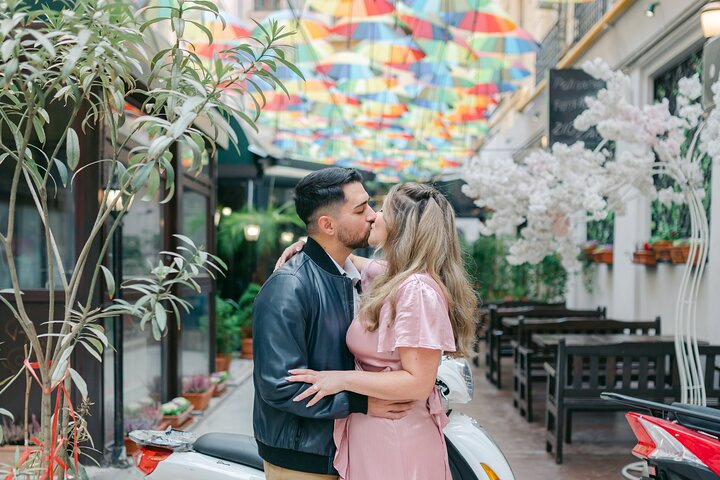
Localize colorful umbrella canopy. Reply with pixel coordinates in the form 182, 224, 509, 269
355, 38, 426, 64
467, 29, 539, 54
337, 76, 401, 94
307, 0, 395, 17
255, 10, 332, 40
316, 52, 382, 80
333, 15, 410, 40
404, 0, 492, 13
416, 38, 478, 65
440, 6, 517, 33
395, 6, 454, 41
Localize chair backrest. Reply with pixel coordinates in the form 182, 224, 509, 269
556, 340, 679, 400
488, 304, 606, 332
698, 345, 720, 407
517, 317, 661, 348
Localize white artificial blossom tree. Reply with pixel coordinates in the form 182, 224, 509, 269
462, 59, 720, 405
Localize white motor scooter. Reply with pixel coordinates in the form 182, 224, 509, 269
129, 359, 515, 480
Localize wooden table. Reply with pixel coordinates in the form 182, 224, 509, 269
502, 317, 598, 329
532, 333, 688, 349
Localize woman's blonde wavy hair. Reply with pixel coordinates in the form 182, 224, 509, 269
359, 183, 478, 357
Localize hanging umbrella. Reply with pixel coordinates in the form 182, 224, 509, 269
255, 10, 332, 40
395, 5, 454, 41
307, 0, 395, 17
292, 39, 335, 65
282, 78, 336, 95
467, 29, 539, 54
440, 6, 517, 33
261, 93, 307, 112
404, 0, 491, 13
355, 38, 426, 64
337, 76, 400, 94
464, 81, 517, 95
316, 52, 382, 80
416, 39, 478, 65
460, 64, 531, 82
332, 15, 409, 40
418, 71, 475, 88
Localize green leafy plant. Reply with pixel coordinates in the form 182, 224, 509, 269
215, 296, 242, 355
237, 283, 261, 337
0, 0, 300, 476
463, 236, 567, 304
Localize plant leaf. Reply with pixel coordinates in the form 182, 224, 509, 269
100, 265, 115, 299
68, 367, 88, 400
66, 128, 80, 170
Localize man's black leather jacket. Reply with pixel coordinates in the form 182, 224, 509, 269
252, 237, 368, 475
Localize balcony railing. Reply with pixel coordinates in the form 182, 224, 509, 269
574, 0, 612, 42
535, 22, 563, 85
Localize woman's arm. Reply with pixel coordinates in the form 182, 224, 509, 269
288, 347, 441, 407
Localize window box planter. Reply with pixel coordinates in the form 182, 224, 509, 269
593, 247, 613, 265
632, 250, 657, 266
161, 398, 193, 428
651, 240, 673, 263
211, 371, 229, 398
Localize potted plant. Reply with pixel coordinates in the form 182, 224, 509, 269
211, 371, 230, 397
0, 415, 40, 468
237, 283, 262, 359
215, 296, 241, 371
182, 375, 215, 411
160, 397, 193, 429
123, 402, 161, 455
632, 242, 657, 266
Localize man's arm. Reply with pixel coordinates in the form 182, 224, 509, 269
253, 272, 366, 419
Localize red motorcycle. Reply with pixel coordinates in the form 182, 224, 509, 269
602, 393, 720, 480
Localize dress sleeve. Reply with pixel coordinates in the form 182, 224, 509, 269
360, 259, 386, 292
377, 275, 456, 353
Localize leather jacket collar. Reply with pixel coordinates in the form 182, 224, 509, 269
304, 237, 345, 276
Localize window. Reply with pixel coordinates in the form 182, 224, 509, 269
0, 156, 75, 289
651, 48, 710, 242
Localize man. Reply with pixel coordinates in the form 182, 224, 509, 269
253, 167, 413, 479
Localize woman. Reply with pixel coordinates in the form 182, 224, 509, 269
287, 183, 477, 480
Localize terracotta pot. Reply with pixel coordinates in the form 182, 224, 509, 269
0, 445, 22, 468
212, 381, 227, 398
240, 338, 253, 359
162, 404, 192, 428
215, 353, 232, 373
183, 385, 215, 411
632, 250, 657, 266
124, 436, 139, 456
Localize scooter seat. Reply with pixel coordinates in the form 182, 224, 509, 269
671, 403, 720, 438
193, 433, 264, 471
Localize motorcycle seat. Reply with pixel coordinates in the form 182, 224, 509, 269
671, 403, 720, 438
193, 433, 264, 471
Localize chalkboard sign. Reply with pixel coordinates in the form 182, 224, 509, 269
548, 68, 606, 149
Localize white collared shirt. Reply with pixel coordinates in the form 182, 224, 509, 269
331, 256, 362, 316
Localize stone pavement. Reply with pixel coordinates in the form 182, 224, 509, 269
86, 359, 254, 480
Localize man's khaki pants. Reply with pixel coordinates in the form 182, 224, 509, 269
263, 461, 338, 480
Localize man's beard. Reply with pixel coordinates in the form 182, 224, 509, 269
338, 225, 371, 249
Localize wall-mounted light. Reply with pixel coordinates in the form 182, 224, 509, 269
645, 2, 659, 17
221, 206, 232, 216
701, 2, 720, 38
540, 135, 549, 149
100, 188, 133, 213
244, 224, 261, 242
280, 231, 295, 244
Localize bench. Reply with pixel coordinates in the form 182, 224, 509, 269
472, 301, 565, 367
485, 305, 606, 388
513, 317, 661, 422
544, 341, 720, 463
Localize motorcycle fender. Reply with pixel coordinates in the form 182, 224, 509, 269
444, 413, 515, 480
148, 451, 265, 480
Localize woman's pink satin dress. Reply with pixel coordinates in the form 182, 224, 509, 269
333, 262, 456, 480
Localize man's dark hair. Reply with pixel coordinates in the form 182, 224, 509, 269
295, 167, 363, 230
